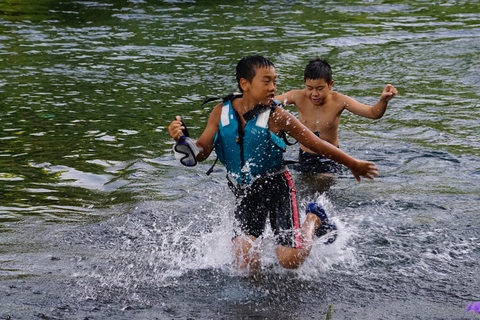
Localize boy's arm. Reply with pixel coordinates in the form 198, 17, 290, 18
271, 107, 378, 182
343, 84, 398, 119
168, 103, 222, 162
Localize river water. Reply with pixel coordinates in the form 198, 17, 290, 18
1, 0, 479, 319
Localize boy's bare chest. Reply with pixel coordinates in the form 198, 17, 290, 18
297, 104, 341, 131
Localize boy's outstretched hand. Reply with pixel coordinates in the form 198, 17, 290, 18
169, 115, 185, 141
350, 160, 379, 182
380, 84, 398, 102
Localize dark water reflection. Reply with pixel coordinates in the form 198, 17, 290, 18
1, 0, 479, 319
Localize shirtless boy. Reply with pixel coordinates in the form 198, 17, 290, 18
276, 58, 398, 174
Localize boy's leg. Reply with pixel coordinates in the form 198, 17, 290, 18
269, 170, 324, 269
232, 235, 261, 272
275, 212, 321, 269
276, 203, 337, 268
230, 179, 268, 272
271, 171, 338, 269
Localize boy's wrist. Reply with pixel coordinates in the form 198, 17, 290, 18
378, 96, 389, 104
348, 158, 359, 172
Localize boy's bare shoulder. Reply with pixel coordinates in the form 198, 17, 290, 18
269, 105, 297, 133
329, 91, 351, 108
330, 91, 344, 101
271, 104, 288, 120
212, 101, 223, 111
205, 102, 223, 124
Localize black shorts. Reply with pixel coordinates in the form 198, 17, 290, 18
228, 170, 302, 249
297, 149, 343, 175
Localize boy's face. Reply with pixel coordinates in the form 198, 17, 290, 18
305, 78, 333, 106
242, 66, 277, 105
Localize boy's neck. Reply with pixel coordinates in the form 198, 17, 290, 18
233, 94, 263, 115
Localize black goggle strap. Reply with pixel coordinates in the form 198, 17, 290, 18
201, 93, 243, 106
180, 120, 190, 137
205, 157, 218, 176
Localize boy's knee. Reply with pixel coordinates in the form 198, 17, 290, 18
276, 245, 303, 269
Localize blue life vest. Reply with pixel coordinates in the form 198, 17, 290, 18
214, 99, 286, 185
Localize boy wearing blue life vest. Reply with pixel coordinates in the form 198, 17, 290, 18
168, 55, 378, 272
276, 58, 398, 174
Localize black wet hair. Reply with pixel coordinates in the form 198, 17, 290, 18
304, 58, 332, 83
236, 55, 275, 92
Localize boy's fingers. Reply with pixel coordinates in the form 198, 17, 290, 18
169, 116, 186, 141
385, 84, 397, 93
385, 85, 398, 96
362, 171, 376, 181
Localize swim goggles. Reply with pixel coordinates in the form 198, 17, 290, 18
173, 120, 199, 167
